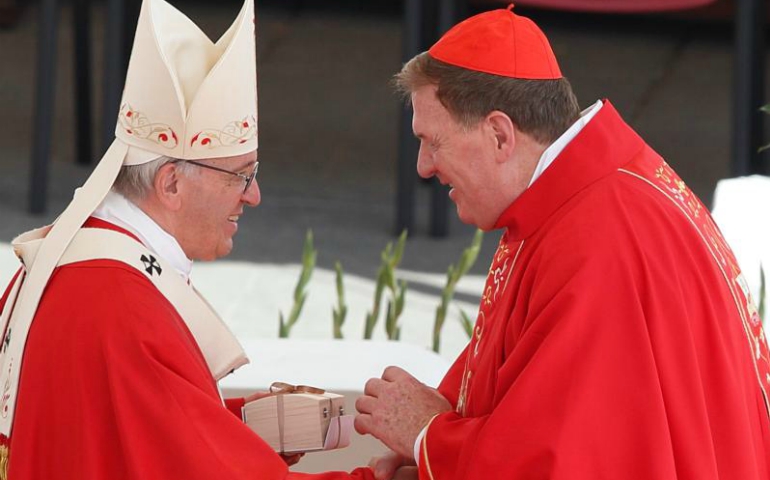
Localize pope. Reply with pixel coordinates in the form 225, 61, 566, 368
0, 0, 375, 478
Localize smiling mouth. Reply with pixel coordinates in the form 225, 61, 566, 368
228, 215, 240, 222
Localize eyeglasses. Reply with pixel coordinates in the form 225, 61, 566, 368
178, 159, 259, 194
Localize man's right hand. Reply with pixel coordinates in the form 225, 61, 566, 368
368, 450, 411, 480
391, 467, 418, 480
355, 366, 452, 460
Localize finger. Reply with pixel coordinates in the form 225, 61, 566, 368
382, 366, 411, 382
243, 390, 272, 403
375, 461, 399, 480
392, 466, 419, 480
355, 395, 377, 415
354, 413, 373, 435
370, 451, 404, 480
369, 449, 402, 467
364, 377, 387, 397
280, 453, 303, 466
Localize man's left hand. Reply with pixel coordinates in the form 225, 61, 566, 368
280, 452, 305, 466
354, 366, 451, 460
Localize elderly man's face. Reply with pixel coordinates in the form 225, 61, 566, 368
175, 150, 260, 260
412, 85, 507, 230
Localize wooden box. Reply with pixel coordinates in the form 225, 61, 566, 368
243, 392, 353, 454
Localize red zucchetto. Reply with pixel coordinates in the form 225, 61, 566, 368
428, 4, 562, 79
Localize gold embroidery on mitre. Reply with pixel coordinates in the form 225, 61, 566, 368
190, 115, 257, 149
118, 104, 178, 148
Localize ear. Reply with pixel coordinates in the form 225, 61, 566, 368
486, 111, 516, 163
153, 162, 184, 211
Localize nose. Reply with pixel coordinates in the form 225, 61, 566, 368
242, 179, 261, 207
416, 142, 435, 179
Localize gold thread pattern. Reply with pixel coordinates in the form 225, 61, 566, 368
456, 238, 524, 417
620, 162, 770, 419
0, 443, 8, 480
421, 415, 439, 480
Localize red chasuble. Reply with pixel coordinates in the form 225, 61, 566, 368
419, 102, 770, 479
0, 219, 372, 480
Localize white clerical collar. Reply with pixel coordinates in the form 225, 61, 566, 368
527, 99, 604, 187
92, 191, 193, 280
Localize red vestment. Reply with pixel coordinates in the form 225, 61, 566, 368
0, 219, 372, 480
419, 102, 770, 479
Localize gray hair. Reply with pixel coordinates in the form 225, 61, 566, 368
112, 156, 197, 202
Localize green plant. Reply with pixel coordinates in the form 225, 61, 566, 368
279, 230, 317, 338
433, 229, 484, 352
364, 230, 408, 340
332, 261, 347, 339
384, 277, 407, 341
278, 228, 487, 347
459, 309, 474, 339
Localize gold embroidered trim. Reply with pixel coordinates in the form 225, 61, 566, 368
421, 414, 440, 480
500, 242, 524, 304
619, 167, 770, 418
0, 443, 8, 480
457, 240, 524, 415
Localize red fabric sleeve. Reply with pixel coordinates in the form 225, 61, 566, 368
9, 262, 373, 480
225, 397, 246, 419
418, 183, 770, 479
420, 249, 672, 479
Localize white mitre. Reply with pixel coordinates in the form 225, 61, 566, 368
118, 0, 258, 162
0, 0, 257, 437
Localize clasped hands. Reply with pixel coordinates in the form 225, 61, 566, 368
355, 366, 452, 480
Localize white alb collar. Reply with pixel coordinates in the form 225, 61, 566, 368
527, 99, 604, 187
92, 191, 193, 280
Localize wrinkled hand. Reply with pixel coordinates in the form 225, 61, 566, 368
392, 467, 418, 480
244, 391, 272, 403
280, 452, 305, 466
368, 450, 412, 480
355, 366, 451, 460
